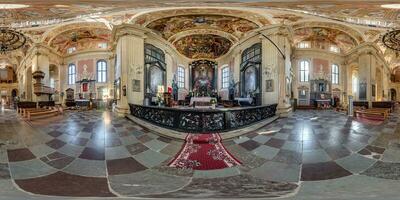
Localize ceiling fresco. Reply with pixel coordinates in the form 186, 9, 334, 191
49, 28, 111, 54
0, 1, 398, 28
146, 15, 259, 41
133, 8, 270, 27
173, 34, 232, 59
294, 27, 358, 52
239, 2, 400, 28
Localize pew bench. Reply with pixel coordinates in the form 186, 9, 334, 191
354, 109, 388, 120
27, 109, 60, 121
23, 108, 54, 118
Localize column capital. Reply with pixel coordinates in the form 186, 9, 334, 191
112, 24, 148, 43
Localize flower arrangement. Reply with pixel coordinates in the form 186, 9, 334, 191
210, 98, 217, 105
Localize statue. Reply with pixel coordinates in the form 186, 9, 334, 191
172, 76, 179, 101
228, 78, 239, 100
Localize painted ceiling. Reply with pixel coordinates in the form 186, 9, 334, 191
49, 28, 111, 53
294, 27, 358, 52
146, 15, 259, 41
173, 34, 232, 59
0, 1, 398, 28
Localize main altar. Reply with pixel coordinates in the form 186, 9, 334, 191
189, 60, 217, 97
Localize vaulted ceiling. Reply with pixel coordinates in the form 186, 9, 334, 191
1, 1, 400, 65
0, 1, 399, 28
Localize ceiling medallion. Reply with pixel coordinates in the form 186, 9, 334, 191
382, 30, 400, 51
0, 27, 26, 54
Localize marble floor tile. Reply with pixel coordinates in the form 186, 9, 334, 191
63, 158, 106, 177
134, 149, 169, 168
249, 161, 300, 182
336, 153, 376, 174
252, 145, 280, 160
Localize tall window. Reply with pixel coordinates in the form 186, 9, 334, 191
97, 60, 107, 83
68, 64, 76, 85
299, 60, 310, 82
332, 64, 339, 84
177, 66, 185, 88
222, 67, 230, 88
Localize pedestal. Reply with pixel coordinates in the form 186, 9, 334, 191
115, 105, 130, 116
276, 103, 292, 117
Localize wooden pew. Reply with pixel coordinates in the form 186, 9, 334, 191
17, 102, 37, 113
354, 109, 388, 120
23, 108, 52, 118
21, 108, 46, 117
26, 108, 60, 121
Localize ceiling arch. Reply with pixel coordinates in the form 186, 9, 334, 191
48, 27, 111, 54
41, 22, 110, 44
292, 21, 365, 45
131, 8, 270, 27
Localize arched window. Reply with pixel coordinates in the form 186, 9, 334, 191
97, 60, 107, 83
68, 64, 76, 85
332, 64, 339, 84
222, 66, 230, 88
299, 60, 310, 82
144, 44, 166, 94
177, 66, 185, 88
241, 43, 261, 96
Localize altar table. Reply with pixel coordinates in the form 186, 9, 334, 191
189, 97, 217, 107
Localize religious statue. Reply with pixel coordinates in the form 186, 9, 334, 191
228, 78, 239, 100
172, 76, 179, 101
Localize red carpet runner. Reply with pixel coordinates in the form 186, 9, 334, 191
168, 133, 241, 170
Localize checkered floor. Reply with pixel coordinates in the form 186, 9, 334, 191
0, 108, 400, 198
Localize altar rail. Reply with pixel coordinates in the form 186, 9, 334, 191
128, 104, 277, 133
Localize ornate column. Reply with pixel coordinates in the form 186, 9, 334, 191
112, 24, 146, 115
260, 25, 293, 116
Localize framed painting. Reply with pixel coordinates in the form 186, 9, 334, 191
132, 79, 141, 92
266, 79, 273, 92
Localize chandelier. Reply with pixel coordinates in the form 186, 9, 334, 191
382, 29, 400, 51
0, 27, 26, 54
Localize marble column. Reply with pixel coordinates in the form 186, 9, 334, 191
113, 25, 146, 115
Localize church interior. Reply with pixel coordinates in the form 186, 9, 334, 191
1, 1, 400, 199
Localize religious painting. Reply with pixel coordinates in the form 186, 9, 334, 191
173, 34, 232, 59
244, 66, 257, 94
114, 78, 121, 100
191, 60, 216, 96
132, 79, 141, 92
146, 15, 259, 40
266, 79, 273, 92
359, 82, 367, 100
66, 88, 74, 100
148, 66, 164, 94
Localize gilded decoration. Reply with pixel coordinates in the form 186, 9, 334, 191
146, 15, 259, 40
173, 34, 232, 59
